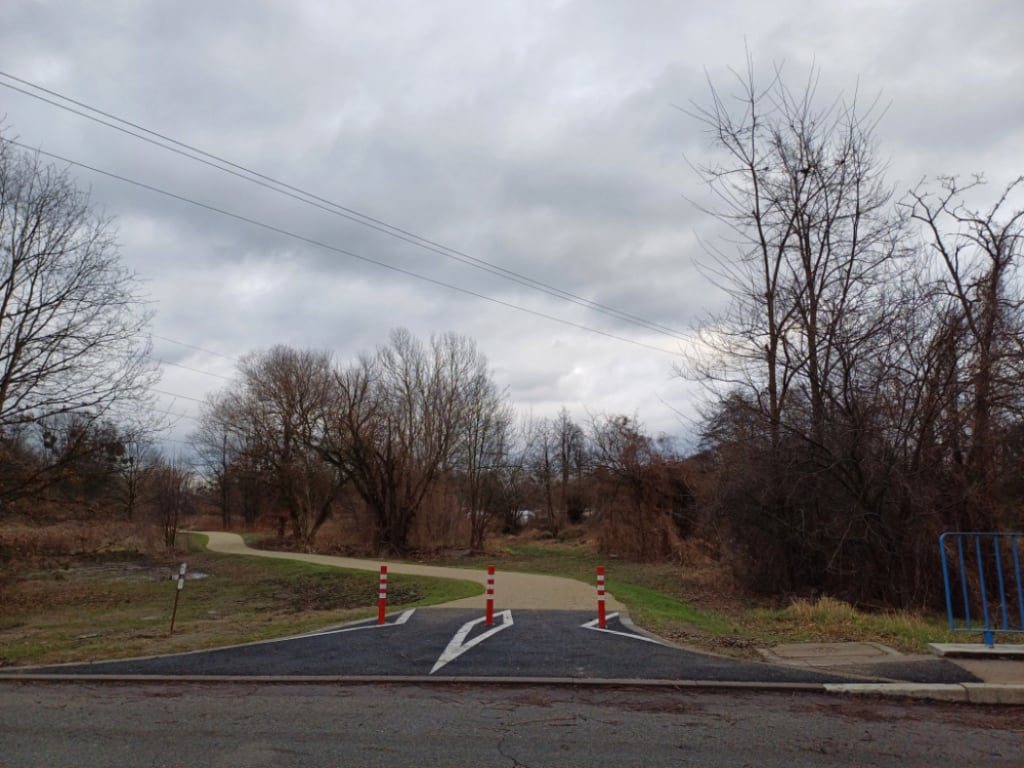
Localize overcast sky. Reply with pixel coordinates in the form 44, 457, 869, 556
2, 0, 1023, 456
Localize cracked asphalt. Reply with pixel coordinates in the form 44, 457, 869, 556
3, 682, 1021, 768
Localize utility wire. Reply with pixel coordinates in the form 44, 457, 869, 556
151, 334, 238, 362
150, 388, 205, 404
156, 359, 234, 381
0, 70, 688, 342
2, 137, 682, 358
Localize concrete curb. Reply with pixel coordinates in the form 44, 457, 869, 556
825, 682, 1024, 705
0, 673, 1021, 703
0, 673, 825, 693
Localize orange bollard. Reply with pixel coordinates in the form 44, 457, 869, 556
486, 565, 495, 626
378, 565, 388, 624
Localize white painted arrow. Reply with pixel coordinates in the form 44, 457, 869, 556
431, 610, 514, 674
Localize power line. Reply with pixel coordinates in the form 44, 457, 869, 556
2, 137, 683, 358
156, 358, 234, 381
150, 388, 205, 404
0, 70, 688, 342
151, 334, 238, 362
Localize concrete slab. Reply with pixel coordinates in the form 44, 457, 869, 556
758, 642, 902, 667
768, 642, 899, 659
930, 642, 1024, 658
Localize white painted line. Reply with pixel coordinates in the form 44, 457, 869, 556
288, 609, 417, 641
581, 613, 666, 645
431, 610, 514, 674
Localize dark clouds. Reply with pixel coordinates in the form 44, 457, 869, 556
2, 0, 1022, 452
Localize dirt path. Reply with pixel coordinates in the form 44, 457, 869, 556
196, 531, 622, 612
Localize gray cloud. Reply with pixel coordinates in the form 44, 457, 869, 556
2, 0, 1022, 451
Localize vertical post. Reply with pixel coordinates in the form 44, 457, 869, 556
169, 562, 187, 635
597, 565, 606, 629
976, 536, 992, 644
486, 565, 495, 626
378, 565, 388, 625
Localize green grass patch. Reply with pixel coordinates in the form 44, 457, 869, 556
605, 580, 736, 635
0, 532, 480, 668
427, 535, 991, 656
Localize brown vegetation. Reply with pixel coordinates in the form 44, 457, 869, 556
682, 61, 1024, 609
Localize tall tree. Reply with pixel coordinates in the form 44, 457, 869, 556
194, 346, 343, 547
318, 329, 502, 555
684, 61, 918, 601
147, 455, 194, 552
0, 135, 157, 504
686, 62, 901, 443
905, 176, 1024, 531
453, 369, 513, 551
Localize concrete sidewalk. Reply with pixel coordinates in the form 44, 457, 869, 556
759, 640, 1024, 704
197, 531, 623, 612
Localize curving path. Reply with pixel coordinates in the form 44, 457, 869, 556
196, 531, 623, 612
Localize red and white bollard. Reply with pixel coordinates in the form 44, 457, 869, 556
486, 564, 495, 626
596, 565, 607, 628
378, 565, 388, 625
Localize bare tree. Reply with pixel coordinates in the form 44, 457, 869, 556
195, 347, 343, 547
589, 414, 681, 560
191, 394, 241, 527
555, 408, 588, 524
453, 369, 513, 551
148, 456, 194, 552
111, 431, 159, 521
527, 416, 559, 533
682, 61, 938, 602
493, 418, 535, 534
904, 175, 1024, 531
684, 60, 901, 445
318, 329, 501, 555
0, 135, 156, 504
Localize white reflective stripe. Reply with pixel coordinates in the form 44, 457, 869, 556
580, 614, 666, 645
431, 610, 514, 674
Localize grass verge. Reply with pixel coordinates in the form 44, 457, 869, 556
0, 532, 481, 668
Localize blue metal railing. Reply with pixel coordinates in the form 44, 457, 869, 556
940, 532, 1024, 646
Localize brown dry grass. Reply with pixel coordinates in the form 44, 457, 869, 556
0, 524, 480, 667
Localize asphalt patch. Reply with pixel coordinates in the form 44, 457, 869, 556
846, 659, 982, 685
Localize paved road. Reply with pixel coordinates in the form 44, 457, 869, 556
7, 608, 979, 685
3, 682, 1021, 767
